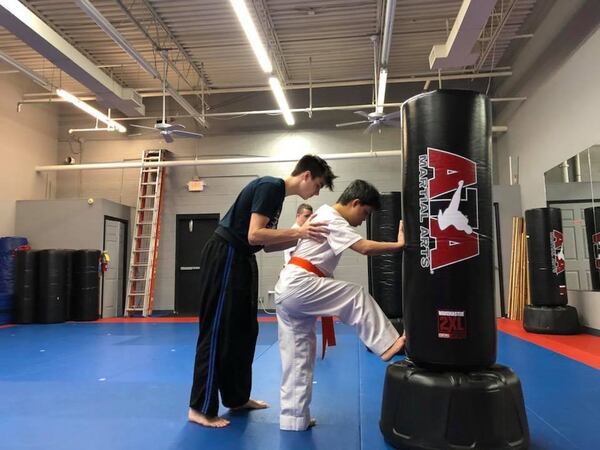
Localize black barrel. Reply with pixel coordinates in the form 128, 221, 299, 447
584, 207, 600, 290
367, 192, 403, 318
15, 250, 37, 324
72, 250, 100, 321
63, 250, 75, 320
525, 208, 567, 306
402, 89, 495, 370
36, 250, 67, 324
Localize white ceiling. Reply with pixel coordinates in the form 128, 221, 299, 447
0, 0, 553, 133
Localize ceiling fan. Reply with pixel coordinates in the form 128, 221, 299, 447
130, 58, 203, 143
335, 35, 401, 134
336, 109, 401, 134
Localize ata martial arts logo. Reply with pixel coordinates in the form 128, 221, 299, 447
592, 232, 600, 269
550, 230, 565, 275
418, 147, 479, 273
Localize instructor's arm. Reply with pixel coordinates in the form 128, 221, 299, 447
249, 213, 328, 251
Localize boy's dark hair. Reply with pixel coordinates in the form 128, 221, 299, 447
336, 180, 381, 210
296, 203, 313, 214
291, 154, 337, 190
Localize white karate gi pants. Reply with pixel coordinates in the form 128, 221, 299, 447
274, 265, 400, 431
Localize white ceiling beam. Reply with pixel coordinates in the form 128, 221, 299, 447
0, 0, 144, 116
429, 0, 497, 70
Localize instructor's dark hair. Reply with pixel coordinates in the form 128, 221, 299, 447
336, 180, 381, 210
291, 154, 337, 190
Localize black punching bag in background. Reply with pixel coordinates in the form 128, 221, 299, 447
367, 192, 403, 319
525, 208, 567, 306
584, 207, 600, 290
402, 89, 495, 370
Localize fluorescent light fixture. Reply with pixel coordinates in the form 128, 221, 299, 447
75, 0, 160, 79
0, 51, 51, 90
376, 68, 388, 114
269, 77, 294, 126
56, 89, 126, 133
230, 0, 273, 73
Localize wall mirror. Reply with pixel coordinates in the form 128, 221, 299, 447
544, 145, 600, 291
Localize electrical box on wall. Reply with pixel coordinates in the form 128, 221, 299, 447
187, 180, 205, 192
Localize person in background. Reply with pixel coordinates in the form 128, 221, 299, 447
283, 203, 314, 264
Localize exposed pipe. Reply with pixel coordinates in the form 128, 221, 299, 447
22, 70, 513, 100
35, 150, 403, 172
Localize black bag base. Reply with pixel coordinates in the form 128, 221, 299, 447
380, 360, 529, 450
523, 305, 580, 335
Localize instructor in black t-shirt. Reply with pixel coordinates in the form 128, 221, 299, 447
189, 154, 337, 428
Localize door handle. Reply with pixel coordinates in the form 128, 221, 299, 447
180, 266, 201, 271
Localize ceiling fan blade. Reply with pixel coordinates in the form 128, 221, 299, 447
382, 120, 402, 128
161, 132, 174, 143
130, 124, 157, 131
172, 130, 204, 138
336, 120, 370, 128
165, 123, 185, 131
354, 111, 369, 118
383, 110, 401, 121
363, 122, 380, 135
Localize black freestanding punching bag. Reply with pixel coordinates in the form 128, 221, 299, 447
523, 208, 579, 334
584, 206, 600, 290
15, 250, 37, 324
380, 90, 529, 450
367, 192, 403, 334
72, 250, 100, 321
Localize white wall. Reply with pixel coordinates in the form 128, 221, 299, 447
496, 25, 600, 329
0, 73, 59, 236
54, 128, 402, 311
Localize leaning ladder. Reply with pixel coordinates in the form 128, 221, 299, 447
125, 149, 166, 317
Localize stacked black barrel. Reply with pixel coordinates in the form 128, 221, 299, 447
367, 192, 403, 335
14, 249, 100, 324
524, 208, 579, 334
379, 90, 529, 450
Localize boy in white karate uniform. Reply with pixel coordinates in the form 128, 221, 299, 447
274, 180, 406, 431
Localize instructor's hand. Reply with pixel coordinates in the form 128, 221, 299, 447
397, 220, 405, 248
299, 214, 329, 242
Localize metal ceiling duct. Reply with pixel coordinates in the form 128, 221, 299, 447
429, 0, 498, 70
0, 0, 145, 116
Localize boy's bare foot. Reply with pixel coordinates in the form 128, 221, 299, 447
229, 399, 269, 411
381, 335, 406, 361
188, 408, 230, 428
308, 418, 317, 428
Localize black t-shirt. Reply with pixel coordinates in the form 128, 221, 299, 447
219, 176, 285, 254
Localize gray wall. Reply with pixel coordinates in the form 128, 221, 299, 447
15, 198, 131, 251
0, 74, 59, 236
495, 23, 600, 329
55, 128, 402, 311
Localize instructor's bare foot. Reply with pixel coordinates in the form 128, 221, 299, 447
188, 408, 230, 428
381, 335, 406, 361
229, 399, 269, 411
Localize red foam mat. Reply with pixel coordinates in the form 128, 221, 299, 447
497, 318, 600, 370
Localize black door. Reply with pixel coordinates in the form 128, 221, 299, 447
175, 214, 219, 316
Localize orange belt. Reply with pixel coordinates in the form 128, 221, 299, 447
288, 257, 336, 359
